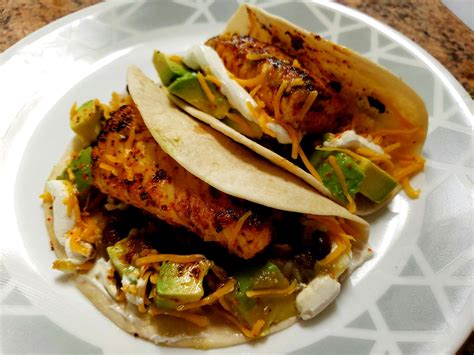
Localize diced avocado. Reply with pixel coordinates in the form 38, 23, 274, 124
310, 148, 398, 204
357, 158, 399, 203
70, 100, 103, 145
168, 72, 230, 119
153, 51, 191, 86
224, 262, 296, 330
222, 115, 263, 139
310, 150, 365, 204
107, 239, 139, 283
156, 260, 210, 306
67, 147, 93, 193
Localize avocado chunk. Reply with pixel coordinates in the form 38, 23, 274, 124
168, 72, 231, 119
153, 51, 191, 86
156, 260, 210, 307
70, 100, 103, 145
310, 148, 398, 204
310, 150, 365, 204
224, 262, 297, 331
68, 147, 93, 193
357, 158, 399, 203
107, 239, 139, 283
222, 114, 263, 139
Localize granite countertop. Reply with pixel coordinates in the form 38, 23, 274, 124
1, 0, 472, 353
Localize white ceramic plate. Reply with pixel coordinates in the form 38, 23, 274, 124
1, 1, 472, 354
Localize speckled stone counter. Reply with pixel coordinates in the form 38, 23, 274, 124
1, 0, 472, 352
337, 0, 473, 97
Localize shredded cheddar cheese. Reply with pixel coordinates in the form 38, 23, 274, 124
355, 147, 391, 160
246, 52, 271, 61
292, 58, 301, 68
177, 279, 236, 311
135, 254, 205, 267
288, 78, 305, 89
149, 307, 210, 327
394, 162, 424, 181
197, 71, 215, 104
246, 280, 298, 298
234, 64, 270, 88
52, 260, 94, 272
298, 147, 322, 182
169, 54, 182, 63
204, 74, 222, 88
99, 163, 118, 176
278, 122, 300, 159
249, 84, 262, 97
220, 311, 265, 338
232, 211, 252, 237
327, 156, 356, 214
40, 192, 53, 203
298, 91, 318, 120
402, 177, 421, 198
273, 80, 289, 121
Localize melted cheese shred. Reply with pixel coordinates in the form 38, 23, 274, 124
249, 84, 262, 97
246, 52, 272, 61
273, 80, 289, 121
246, 280, 298, 298
278, 122, 300, 159
149, 307, 210, 328
232, 211, 252, 239
327, 155, 356, 214
204, 74, 222, 88
135, 254, 205, 267
52, 260, 94, 272
298, 147, 322, 183
99, 163, 118, 176
176, 279, 236, 311
402, 177, 421, 198
298, 91, 318, 120
233, 64, 270, 88
219, 311, 266, 338
197, 71, 215, 104
40, 192, 53, 203
169, 55, 183, 63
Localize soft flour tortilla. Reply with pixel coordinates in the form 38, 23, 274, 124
42, 67, 370, 347
169, 4, 428, 215
43, 144, 297, 348
128, 65, 369, 265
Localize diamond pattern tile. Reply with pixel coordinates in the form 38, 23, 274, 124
423, 127, 472, 164
377, 285, 446, 331
417, 175, 473, 272
346, 311, 376, 330
399, 256, 424, 277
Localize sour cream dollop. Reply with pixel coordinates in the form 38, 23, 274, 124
296, 275, 341, 320
323, 130, 384, 154
45, 179, 93, 264
183, 45, 292, 144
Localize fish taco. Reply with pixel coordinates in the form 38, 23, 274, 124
41, 66, 371, 348
153, 4, 428, 215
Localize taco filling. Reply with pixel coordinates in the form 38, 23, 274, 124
42, 93, 369, 345
152, 6, 427, 214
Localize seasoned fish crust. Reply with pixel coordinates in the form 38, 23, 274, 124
206, 34, 348, 135
91, 104, 273, 259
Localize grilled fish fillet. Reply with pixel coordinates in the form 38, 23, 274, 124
206, 34, 348, 135
92, 104, 273, 258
